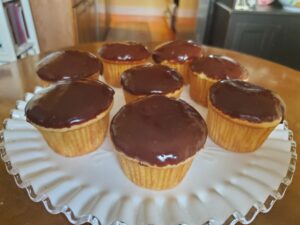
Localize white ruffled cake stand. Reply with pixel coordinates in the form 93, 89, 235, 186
0, 85, 297, 225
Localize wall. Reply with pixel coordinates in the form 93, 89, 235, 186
98, 0, 199, 17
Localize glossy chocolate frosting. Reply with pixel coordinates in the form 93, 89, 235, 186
210, 80, 284, 123
121, 64, 183, 95
37, 50, 103, 82
190, 55, 248, 80
110, 95, 208, 167
25, 80, 114, 128
152, 40, 204, 64
98, 42, 150, 61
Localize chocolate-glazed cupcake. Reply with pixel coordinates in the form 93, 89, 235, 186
121, 64, 184, 103
110, 95, 207, 190
36, 50, 103, 87
98, 42, 151, 87
189, 55, 248, 107
152, 40, 205, 84
25, 80, 114, 157
207, 80, 284, 152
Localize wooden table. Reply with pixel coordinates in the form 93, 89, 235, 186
0, 43, 299, 225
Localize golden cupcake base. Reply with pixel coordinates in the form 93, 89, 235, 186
39, 79, 52, 87
207, 99, 280, 152
101, 58, 148, 87
117, 152, 194, 190
32, 103, 113, 157
189, 72, 217, 107
122, 87, 183, 103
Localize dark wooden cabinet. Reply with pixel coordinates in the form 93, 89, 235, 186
201, 1, 300, 70
225, 18, 282, 59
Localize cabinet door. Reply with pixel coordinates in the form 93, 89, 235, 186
86, 0, 97, 41
279, 22, 300, 70
209, 2, 231, 47
74, 0, 97, 43
225, 19, 282, 59
30, 0, 76, 52
73, 0, 89, 43
224, 14, 300, 70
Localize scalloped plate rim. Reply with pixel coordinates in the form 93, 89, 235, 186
0, 90, 297, 225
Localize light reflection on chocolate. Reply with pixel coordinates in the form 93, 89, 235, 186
37, 50, 102, 82
25, 80, 114, 128
121, 64, 183, 95
210, 80, 284, 123
190, 55, 248, 80
110, 95, 208, 167
98, 42, 150, 61
152, 40, 204, 63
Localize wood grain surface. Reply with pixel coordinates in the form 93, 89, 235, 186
0, 42, 299, 225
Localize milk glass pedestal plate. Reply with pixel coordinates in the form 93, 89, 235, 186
0, 84, 296, 225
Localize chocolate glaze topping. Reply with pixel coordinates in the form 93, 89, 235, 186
190, 55, 248, 80
98, 42, 150, 61
121, 64, 183, 95
37, 50, 103, 82
25, 80, 114, 128
110, 95, 207, 167
152, 40, 204, 64
210, 80, 284, 123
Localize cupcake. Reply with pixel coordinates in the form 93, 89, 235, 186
110, 95, 207, 190
189, 55, 248, 107
25, 80, 114, 157
98, 42, 151, 87
152, 40, 205, 84
120, 64, 184, 103
36, 50, 103, 87
207, 80, 285, 152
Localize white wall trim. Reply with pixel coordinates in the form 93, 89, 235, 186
96, 4, 197, 18
97, 5, 165, 16
177, 8, 197, 18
